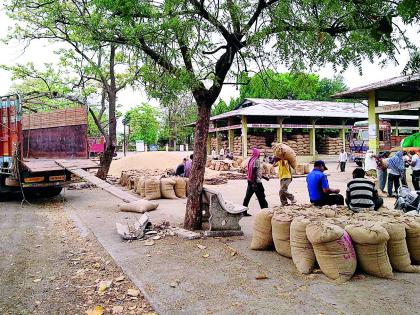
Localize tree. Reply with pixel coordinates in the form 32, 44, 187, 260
5, 1, 141, 179
159, 95, 197, 148
217, 71, 347, 114
7, 0, 417, 230
125, 104, 160, 145
93, 0, 416, 230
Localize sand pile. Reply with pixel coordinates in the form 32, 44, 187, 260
109, 152, 189, 177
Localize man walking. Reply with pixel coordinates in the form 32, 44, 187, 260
410, 150, 420, 191
274, 158, 296, 206
338, 149, 348, 172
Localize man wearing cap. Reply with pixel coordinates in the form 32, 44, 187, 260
306, 160, 344, 206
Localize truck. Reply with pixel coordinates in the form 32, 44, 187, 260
0, 94, 98, 198
349, 120, 392, 166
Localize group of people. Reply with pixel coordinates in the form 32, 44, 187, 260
241, 147, 419, 216
175, 154, 193, 177
211, 146, 234, 160
368, 149, 419, 197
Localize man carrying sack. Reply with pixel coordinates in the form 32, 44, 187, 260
274, 158, 296, 206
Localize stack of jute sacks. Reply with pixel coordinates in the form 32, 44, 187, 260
238, 158, 277, 178
206, 159, 232, 171
318, 137, 343, 155
119, 170, 188, 200
246, 135, 274, 156
251, 205, 420, 283
282, 134, 311, 156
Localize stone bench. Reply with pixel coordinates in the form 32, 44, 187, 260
201, 187, 248, 237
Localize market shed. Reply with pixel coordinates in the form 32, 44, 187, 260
334, 73, 420, 153
206, 98, 418, 158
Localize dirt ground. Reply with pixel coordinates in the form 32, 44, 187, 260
0, 195, 153, 315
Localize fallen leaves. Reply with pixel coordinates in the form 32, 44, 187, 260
144, 240, 155, 246
255, 274, 268, 280
115, 276, 125, 282
127, 288, 140, 297
97, 280, 112, 295
202, 253, 210, 258
86, 305, 104, 315
33, 278, 42, 283
196, 244, 207, 250
112, 305, 124, 314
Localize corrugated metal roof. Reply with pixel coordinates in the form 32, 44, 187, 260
333, 73, 420, 101
210, 98, 367, 120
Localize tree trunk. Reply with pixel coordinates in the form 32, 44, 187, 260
184, 102, 211, 230
96, 44, 117, 180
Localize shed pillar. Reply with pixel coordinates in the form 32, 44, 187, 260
309, 119, 316, 160
368, 91, 379, 154
339, 121, 346, 152
241, 116, 248, 157
207, 134, 211, 155
228, 118, 234, 151
277, 117, 283, 143
395, 121, 399, 136
214, 122, 220, 153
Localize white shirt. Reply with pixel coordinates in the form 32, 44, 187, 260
412, 154, 420, 171
219, 148, 225, 156
211, 150, 217, 159
364, 152, 377, 172
339, 152, 348, 162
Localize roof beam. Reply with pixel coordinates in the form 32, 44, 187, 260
375, 101, 420, 114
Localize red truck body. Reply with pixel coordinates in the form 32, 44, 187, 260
0, 94, 95, 196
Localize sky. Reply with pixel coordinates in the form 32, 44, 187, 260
0, 7, 418, 122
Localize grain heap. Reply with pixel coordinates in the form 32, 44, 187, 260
250, 204, 420, 282
318, 137, 343, 155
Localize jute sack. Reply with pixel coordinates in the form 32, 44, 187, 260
306, 222, 357, 283
127, 176, 134, 190
174, 177, 187, 198
382, 222, 420, 273
345, 223, 393, 278
272, 143, 297, 169
250, 209, 274, 250
144, 179, 162, 200
405, 220, 420, 264
160, 178, 178, 199
135, 178, 146, 198
118, 200, 159, 213
271, 213, 293, 258
290, 217, 316, 274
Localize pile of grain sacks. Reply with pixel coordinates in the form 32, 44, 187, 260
251, 205, 420, 283
318, 137, 343, 155
282, 134, 310, 156
119, 170, 188, 200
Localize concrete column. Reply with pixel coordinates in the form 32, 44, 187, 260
395, 121, 399, 136
228, 118, 234, 151
309, 119, 316, 160
339, 121, 346, 151
214, 122, 220, 153
276, 117, 283, 143
241, 116, 248, 157
368, 90, 379, 154
206, 135, 211, 155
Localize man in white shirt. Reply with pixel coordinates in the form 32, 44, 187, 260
410, 150, 420, 191
211, 147, 218, 160
338, 149, 348, 172
219, 146, 225, 159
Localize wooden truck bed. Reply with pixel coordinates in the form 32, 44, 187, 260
22, 159, 99, 173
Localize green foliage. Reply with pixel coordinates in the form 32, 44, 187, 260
125, 103, 160, 144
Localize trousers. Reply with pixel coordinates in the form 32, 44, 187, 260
243, 181, 268, 209
279, 178, 295, 205
312, 193, 345, 207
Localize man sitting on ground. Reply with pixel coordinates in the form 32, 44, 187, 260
306, 160, 344, 206
175, 158, 187, 176
346, 168, 383, 211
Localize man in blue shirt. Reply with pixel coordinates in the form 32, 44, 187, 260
306, 160, 344, 206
